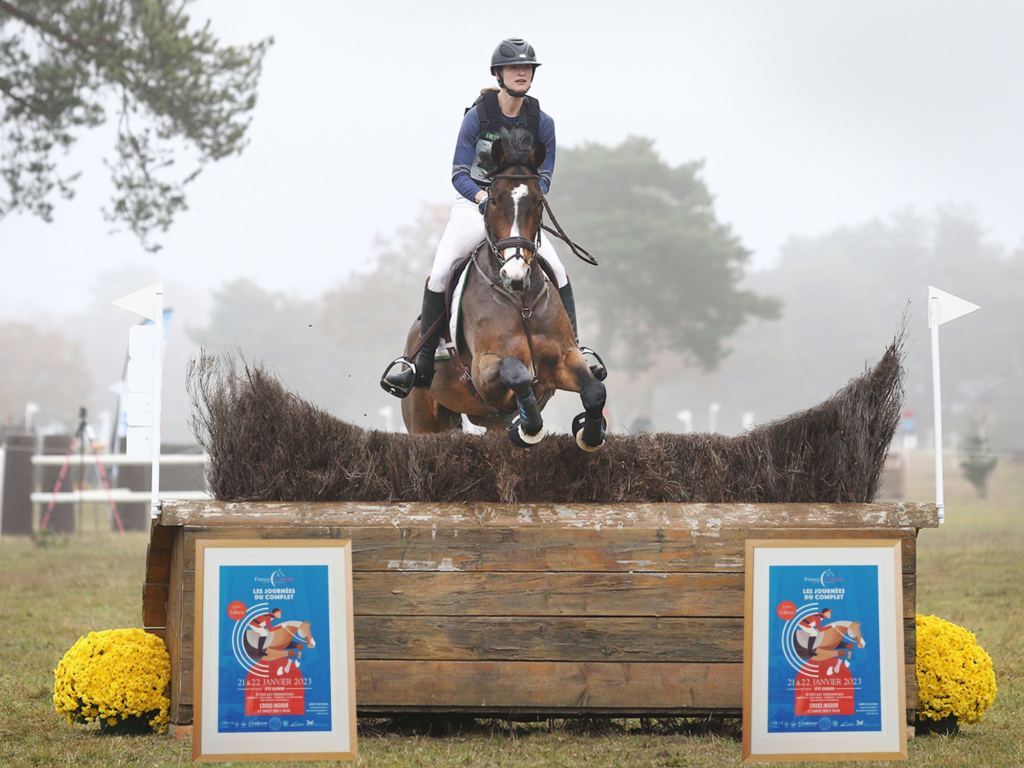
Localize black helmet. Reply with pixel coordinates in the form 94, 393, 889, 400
490, 38, 541, 73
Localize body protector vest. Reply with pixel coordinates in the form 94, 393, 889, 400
467, 89, 541, 186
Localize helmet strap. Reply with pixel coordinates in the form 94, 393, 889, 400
494, 68, 531, 100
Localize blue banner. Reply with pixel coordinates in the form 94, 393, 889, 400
765, 563, 883, 734
216, 564, 333, 734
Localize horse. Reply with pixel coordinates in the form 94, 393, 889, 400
391, 127, 607, 449
244, 620, 316, 675
794, 620, 865, 676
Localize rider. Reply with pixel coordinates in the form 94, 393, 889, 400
382, 37, 597, 398
797, 607, 833, 654
248, 607, 282, 656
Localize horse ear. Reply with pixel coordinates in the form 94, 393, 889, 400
490, 136, 506, 173
529, 139, 546, 172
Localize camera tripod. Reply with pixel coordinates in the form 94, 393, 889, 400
40, 407, 125, 534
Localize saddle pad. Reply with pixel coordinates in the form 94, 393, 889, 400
433, 264, 471, 361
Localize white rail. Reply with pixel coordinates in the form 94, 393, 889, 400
30, 489, 212, 503
31, 454, 207, 467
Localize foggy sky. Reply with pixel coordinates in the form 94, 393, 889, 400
2, 0, 1022, 321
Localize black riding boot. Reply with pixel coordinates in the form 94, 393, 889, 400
558, 281, 607, 381
382, 286, 447, 398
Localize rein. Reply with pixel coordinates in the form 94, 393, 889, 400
487, 172, 599, 266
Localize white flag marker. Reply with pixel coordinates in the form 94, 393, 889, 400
113, 282, 165, 519
112, 281, 163, 322
928, 286, 979, 525
928, 286, 980, 328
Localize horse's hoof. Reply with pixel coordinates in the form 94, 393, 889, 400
507, 415, 545, 447
572, 412, 606, 451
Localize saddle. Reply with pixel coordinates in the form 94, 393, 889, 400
409, 250, 560, 366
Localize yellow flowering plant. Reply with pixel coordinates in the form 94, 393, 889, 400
916, 614, 997, 725
53, 628, 171, 734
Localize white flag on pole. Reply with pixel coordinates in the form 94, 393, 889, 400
928, 286, 980, 328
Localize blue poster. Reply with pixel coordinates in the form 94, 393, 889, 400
765, 564, 883, 734
216, 564, 332, 734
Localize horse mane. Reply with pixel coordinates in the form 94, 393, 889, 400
481, 126, 539, 176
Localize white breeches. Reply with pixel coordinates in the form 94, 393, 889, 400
427, 196, 568, 292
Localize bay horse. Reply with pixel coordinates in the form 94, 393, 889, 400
394, 128, 607, 449
794, 620, 865, 676
244, 620, 316, 675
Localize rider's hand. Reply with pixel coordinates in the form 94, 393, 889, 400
478, 198, 488, 215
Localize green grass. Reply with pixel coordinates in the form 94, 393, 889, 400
2, 454, 1022, 767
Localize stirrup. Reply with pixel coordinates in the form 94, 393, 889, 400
579, 346, 607, 381
380, 356, 416, 399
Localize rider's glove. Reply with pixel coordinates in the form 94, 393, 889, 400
478, 198, 488, 215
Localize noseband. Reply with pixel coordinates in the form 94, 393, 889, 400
485, 172, 543, 270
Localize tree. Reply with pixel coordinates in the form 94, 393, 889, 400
960, 424, 998, 498
712, 207, 1024, 449
0, 321, 94, 427
0, 0, 271, 251
548, 136, 781, 370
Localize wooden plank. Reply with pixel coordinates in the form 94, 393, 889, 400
145, 563, 171, 584
179, 590, 195, 662
351, 571, 919, 619
142, 583, 168, 628
172, 658, 918, 716
357, 660, 738, 710
166, 528, 185, 723
352, 616, 918, 664
179, 656, 193, 700
355, 617, 743, 663
903, 572, 917, 617
160, 500, 940, 530
150, 522, 178, 549
172, 657, 917, 717
354, 661, 920, 713
336, 526, 916, 573
354, 572, 741, 617
146, 545, 172, 567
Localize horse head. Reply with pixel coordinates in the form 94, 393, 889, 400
484, 127, 547, 293
846, 621, 865, 648
299, 621, 315, 648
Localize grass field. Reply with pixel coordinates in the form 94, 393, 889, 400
1, 452, 1021, 767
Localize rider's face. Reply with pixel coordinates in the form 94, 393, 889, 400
500, 64, 534, 93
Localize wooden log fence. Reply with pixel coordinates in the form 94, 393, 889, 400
144, 500, 938, 723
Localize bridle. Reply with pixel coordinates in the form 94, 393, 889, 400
484, 171, 600, 268
484, 172, 543, 272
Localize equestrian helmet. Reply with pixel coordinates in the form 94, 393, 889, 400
490, 38, 541, 73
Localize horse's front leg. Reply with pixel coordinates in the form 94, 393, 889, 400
560, 350, 607, 451
498, 356, 545, 445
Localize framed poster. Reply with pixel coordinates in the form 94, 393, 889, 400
742, 539, 907, 762
193, 540, 357, 762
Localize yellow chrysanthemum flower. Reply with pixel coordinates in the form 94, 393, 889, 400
53, 628, 171, 734
916, 614, 997, 725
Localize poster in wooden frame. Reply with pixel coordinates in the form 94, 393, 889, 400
193, 539, 357, 762
743, 539, 907, 762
